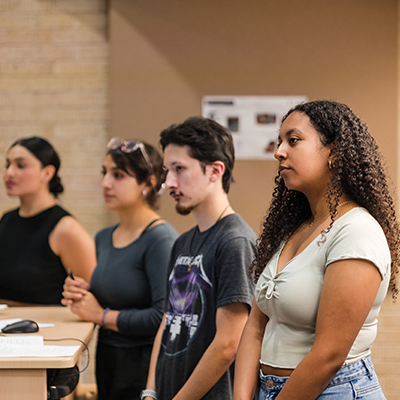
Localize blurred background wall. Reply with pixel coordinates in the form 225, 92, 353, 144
0, 0, 109, 235
0, 0, 399, 398
110, 0, 398, 236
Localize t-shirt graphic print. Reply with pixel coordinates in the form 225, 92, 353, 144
163, 253, 212, 356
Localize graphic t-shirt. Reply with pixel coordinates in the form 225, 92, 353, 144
156, 213, 256, 400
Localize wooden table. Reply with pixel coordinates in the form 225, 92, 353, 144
0, 306, 95, 400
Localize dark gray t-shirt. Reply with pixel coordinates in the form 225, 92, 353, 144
156, 213, 256, 400
91, 222, 178, 348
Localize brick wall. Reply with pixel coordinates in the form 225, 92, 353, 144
0, 0, 110, 236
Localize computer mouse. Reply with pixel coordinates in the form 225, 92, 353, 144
1, 320, 39, 334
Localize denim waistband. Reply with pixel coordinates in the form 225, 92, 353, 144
259, 356, 374, 389
327, 356, 374, 387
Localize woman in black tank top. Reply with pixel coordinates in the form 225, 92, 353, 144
0, 136, 96, 305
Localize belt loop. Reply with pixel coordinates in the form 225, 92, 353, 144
362, 357, 374, 379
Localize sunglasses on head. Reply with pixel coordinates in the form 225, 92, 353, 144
107, 138, 153, 170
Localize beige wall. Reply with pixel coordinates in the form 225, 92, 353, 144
0, 0, 109, 236
110, 0, 398, 236
109, 1, 400, 398
373, 295, 400, 398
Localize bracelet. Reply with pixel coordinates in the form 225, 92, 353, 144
140, 389, 157, 400
101, 307, 110, 330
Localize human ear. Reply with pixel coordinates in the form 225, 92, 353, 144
142, 175, 157, 195
42, 165, 56, 183
327, 146, 336, 167
208, 161, 225, 183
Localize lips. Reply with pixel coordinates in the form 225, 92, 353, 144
170, 191, 182, 201
5, 181, 16, 188
279, 166, 289, 175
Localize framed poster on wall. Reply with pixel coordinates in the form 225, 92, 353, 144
202, 95, 307, 160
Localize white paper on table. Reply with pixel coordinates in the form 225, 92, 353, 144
37, 323, 54, 328
0, 305, 8, 310
0, 336, 43, 346
0, 344, 80, 357
0, 319, 22, 330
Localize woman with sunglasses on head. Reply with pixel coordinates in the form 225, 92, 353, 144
0, 136, 96, 306
62, 138, 178, 400
233, 100, 400, 400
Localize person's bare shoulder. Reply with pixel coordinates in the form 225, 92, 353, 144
50, 215, 94, 255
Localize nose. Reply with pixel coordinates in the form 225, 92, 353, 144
4, 164, 13, 178
101, 173, 112, 189
164, 170, 177, 189
274, 143, 287, 160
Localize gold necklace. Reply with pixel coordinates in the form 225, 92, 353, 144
309, 201, 351, 227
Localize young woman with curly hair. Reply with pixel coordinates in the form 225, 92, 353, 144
233, 100, 399, 400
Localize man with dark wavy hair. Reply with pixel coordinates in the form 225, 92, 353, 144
142, 117, 256, 400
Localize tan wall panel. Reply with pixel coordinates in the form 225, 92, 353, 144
110, 0, 398, 235
110, 0, 400, 395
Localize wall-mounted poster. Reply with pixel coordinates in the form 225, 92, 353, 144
202, 95, 307, 160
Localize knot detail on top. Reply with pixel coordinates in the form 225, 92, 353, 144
256, 279, 276, 300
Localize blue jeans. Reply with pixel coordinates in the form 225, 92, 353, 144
256, 356, 386, 399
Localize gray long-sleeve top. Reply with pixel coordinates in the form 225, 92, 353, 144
91, 222, 178, 348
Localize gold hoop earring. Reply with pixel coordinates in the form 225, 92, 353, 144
328, 160, 332, 170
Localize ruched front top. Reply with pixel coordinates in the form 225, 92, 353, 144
255, 208, 390, 369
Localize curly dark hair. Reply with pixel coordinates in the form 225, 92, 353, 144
250, 100, 400, 299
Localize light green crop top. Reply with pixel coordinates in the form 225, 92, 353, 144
255, 208, 390, 369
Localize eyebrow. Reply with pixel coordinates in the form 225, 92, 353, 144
166, 161, 182, 168
278, 127, 301, 140
104, 166, 125, 172
6, 157, 27, 162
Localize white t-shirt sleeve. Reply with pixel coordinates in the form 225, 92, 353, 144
326, 209, 390, 279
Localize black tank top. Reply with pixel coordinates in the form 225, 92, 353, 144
0, 205, 70, 305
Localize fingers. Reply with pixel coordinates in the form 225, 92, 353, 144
62, 290, 84, 303
63, 276, 88, 292
62, 276, 89, 302
75, 276, 90, 290
61, 298, 73, 306
65, 275, 90, 290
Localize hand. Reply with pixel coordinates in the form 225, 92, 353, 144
70, 291, 103, 325
61, 276, 90, 306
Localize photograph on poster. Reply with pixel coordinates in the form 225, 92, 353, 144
202, 96, 307, 160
